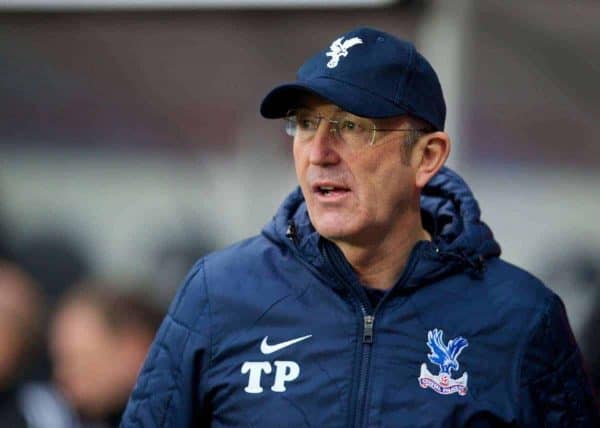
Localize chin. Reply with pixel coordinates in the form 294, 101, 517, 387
306, 203, 364, 241
313, 218, 359, 242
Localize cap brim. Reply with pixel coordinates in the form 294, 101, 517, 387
260, 77, 409, 119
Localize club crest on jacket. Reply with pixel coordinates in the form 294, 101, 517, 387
418, 329, 469, 396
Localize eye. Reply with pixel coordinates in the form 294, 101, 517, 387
341, 120, 356, 130
296, 114, 318, 130
340, 120, 365, 134
299, 118, 314, 130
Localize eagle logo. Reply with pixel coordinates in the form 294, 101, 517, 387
325, 36, 363, 69
418, 329, 469, 396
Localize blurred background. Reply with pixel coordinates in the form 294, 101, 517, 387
0, 0, 599, 425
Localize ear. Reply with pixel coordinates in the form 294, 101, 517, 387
414, 131, 451, 190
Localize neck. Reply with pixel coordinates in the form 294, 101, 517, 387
334, 213, 430, 291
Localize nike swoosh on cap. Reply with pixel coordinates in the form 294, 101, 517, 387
260, 334, 313, 354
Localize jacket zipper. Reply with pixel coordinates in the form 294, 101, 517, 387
354, 310, 375, 428
321, 242, 376, 428
287, 256, 375, 427
284, 226, 425, 428
342, 296, 374, 428
323, 240, 426, 428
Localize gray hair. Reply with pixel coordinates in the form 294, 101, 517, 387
400, 118, 436, 164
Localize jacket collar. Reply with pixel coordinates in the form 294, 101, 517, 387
263, 166, 501, 288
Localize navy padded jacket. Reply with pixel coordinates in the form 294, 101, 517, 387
121, 167, 599, 427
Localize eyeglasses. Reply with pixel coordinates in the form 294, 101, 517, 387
284, 108, 430, 150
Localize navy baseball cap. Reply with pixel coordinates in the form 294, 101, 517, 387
260, 27, 446, 131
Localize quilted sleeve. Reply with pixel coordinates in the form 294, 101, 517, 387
120, 260, 212, 427
517, 294, 599, 427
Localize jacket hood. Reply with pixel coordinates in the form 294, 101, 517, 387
262, 166, 501, 286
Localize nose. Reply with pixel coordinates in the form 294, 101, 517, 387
307, 121, 341, 166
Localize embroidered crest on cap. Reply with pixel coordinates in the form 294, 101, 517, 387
418, 329, 469, 396
325, 36, 363, 69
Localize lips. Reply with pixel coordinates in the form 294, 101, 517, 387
312, 182, 350, 197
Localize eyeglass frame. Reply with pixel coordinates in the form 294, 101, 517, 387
284, 108, 432, 148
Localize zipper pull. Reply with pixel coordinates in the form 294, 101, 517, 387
286, 220, 298, 244
363, 315, 375, 344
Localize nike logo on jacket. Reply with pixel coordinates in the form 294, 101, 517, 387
260, 335, 312, 354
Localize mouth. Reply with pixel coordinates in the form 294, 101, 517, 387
312, 183, 351, 198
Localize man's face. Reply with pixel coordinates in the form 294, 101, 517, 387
50, 301, 135, 418
293, 96, 420, 247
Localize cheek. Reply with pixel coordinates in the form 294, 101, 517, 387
347, 153, 383, 200
355, 158, 414, 211
293, 144, 316, 204
292, 143, 306, 180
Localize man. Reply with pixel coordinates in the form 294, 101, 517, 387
121, 27, 598, 427
17, 281, 164, 428
44, 282, 164, 428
